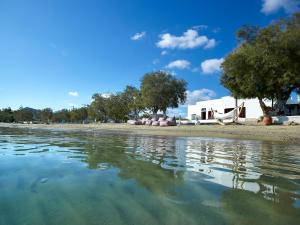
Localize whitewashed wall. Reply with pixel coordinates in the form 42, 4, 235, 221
187, 96, 272, 120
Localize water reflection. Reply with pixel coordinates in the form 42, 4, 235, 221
0, 127, 299, 225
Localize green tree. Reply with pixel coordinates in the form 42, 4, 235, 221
221, 13, 300, 116
38, 108, 53, 123
70, 107, 88, 123
140, 71, 187, 115
0, 108, 14, 123
52, 109, 70, 123
89, 94, 109, 122
121, 85, 144, 119
13, 107, 34, 122
106, 94, 129, 122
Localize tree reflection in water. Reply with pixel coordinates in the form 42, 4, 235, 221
1, 128, 299, 225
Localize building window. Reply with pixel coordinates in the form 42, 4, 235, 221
224, 108, 234, 113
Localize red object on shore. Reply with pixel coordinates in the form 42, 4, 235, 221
263, 116, 272, 125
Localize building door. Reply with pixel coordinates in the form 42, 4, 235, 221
208, 111, 213, 119
239, 107, 246, 118
201, 108, 206, 120
191, 114, 196, 120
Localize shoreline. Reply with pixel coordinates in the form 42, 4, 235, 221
1, 122, 300, 144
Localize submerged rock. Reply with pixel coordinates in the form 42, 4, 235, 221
40, 178, 48, 183
30, 177, 49, 193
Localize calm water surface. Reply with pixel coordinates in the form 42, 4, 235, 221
0, 127, 300, 225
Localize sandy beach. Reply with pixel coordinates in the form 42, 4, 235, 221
1, 122, 300, 144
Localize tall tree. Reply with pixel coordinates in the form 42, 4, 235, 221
106, 94, 129, 122
221, 13, 300, 116
121, 85, 144, 119
89, 94, 109, 122
140, 71, 187, 115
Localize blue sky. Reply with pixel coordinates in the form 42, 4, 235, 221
0, 0, 299, 115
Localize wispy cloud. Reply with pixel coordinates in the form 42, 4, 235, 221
204, 39, 216, 49
68, 91, 79, 97
166, 60, 190, 70
192, 25, 208, 30
261, 0, 299, 14
212, 27, 221, 33
153, 58, 160, 65
201, 58, 224, 74
167, 88, 216, 117
161, 50, 168, 55
156, 29, 216, 50
186, 89, 216, 105
131, 31, 146, 41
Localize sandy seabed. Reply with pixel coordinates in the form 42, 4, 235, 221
1, 122, 300, 144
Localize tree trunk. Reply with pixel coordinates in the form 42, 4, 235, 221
163, 109, 167, 117
258, 98, 268, 116
153, 108, 158, 117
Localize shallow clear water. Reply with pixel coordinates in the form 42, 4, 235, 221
0, 127, 300, 225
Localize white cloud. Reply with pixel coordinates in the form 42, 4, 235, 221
201, 58, 224, 74
186, 89, 216, 105
166, 59, 190, 70
167, 106, 187, 117
261, 0, 299, 14
101, 93, 111, 98
156, 29, 216, 50
161, 50, 168, 55
204, 39, 216, 49
68, 91, 79, 97
131, 31, 146, 41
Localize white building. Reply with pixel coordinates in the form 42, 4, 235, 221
187, 96, 272, 121
187, 95, 300, 123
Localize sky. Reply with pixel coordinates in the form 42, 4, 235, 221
0, 0, 299, 116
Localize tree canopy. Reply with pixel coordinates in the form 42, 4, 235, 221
121, 85, 144, 119
0, 72, 187, 123
221, 12, 300, 116
140, 71, 187, 115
